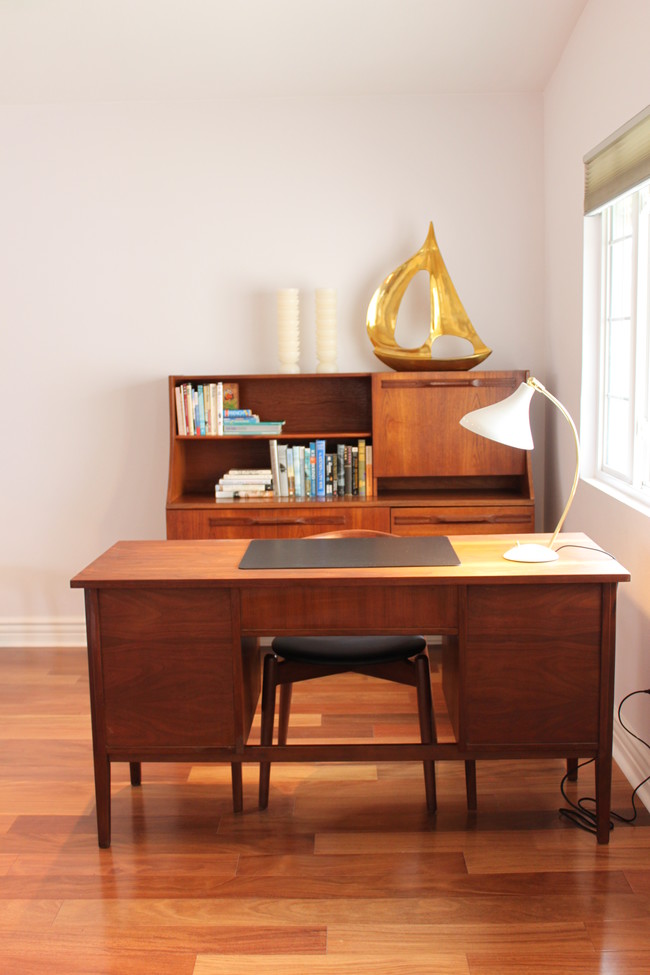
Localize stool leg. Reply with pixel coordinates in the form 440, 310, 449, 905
465, 761, 477, 811
231, 763, 243, 813
259, 653, 278, 810
129, 762, 141, 786
415, 654, 437, 814
278, 683, 293, 745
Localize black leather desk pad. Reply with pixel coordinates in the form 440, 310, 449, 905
238, 535, 460, 570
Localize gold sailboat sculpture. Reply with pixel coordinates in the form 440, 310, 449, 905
366, 222, 492, 371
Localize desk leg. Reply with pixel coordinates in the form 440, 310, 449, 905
84, 590, 113, 848
94, 757, 111, 849
596, 751, 612, 844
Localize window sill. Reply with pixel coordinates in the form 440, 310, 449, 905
582, 476, 650, 519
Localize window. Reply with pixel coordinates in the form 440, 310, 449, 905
582, 108, 650, 511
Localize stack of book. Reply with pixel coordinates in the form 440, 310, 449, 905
215, 469, 274, 500
269, 439, 373, 498
175, 381, 284, 437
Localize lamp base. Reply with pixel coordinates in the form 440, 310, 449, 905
503, 542, 559, 563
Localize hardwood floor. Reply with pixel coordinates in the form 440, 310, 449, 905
1, 645, 649, 974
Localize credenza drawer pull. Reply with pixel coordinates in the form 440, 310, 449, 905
208, 515, 347, 528
393, 513, 532, 526
380, 378, 517, 390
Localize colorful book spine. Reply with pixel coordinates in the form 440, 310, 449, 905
358, 439, 366, 497
316, 439, 326, 497
309, 442, 317, 497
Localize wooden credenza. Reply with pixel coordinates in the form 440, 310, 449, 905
166, 371, 535, 539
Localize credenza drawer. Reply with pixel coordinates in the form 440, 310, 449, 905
167, 505, 391, 539
390, 505, 535, 535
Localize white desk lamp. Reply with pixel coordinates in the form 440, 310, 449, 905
459, 377, 581, 563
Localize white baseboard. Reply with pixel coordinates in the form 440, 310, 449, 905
0, 618, 87, 647
613, 720, 650, 813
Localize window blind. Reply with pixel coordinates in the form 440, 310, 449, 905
584, 105, 650, 214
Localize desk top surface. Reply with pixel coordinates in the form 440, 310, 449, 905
70, 533, 630, 589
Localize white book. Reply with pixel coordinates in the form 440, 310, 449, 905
269, 440, 280, 496
175, 386, 186, 435
216, 381, 224, 436
277, 444, 289, 496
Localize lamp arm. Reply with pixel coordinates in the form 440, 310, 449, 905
527, 377, 581, 549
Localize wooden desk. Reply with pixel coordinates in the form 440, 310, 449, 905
70, 533, 629, 846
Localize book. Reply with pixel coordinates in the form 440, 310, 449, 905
286, 447, 295, 496
175, 386, 186, 435
220, 415, 261, 424
215, 487, 272, 500
269, 440, 280, 496
325, 452, 333, 496
358, 439, 366, 497
344, 445, 352, 495
216, 382, 224, 435
309, 442, 317, 497
277, 444, 289, 496
365, 444, 373, 496
316, 439, 326, 497
293, 446, 304, 498
337, 443, 345, 496
222, 382, 239, 410
352, 445, 359, 494
223, 469, 273, 477
223, 421, 285, 436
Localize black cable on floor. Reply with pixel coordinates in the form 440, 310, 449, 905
558, 688, 650, 835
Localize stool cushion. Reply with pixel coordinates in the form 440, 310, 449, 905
271, 634, 427, 666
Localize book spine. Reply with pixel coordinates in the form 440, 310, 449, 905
269, 440, 280, 496
358, 439, 366, 497
286, 447, 295, 497
216, 382, 224, 436
365, 444, 374, 497
344, 445, 352, 495
197, 385, 206, 436
175, 386, 185, 435
316, 439, 326, 497
352, 446, 359, 494
309, 442, 317, 497
337, 443, 345, 496
292, 447, 303, 498
277, 444, 289, 496
304, 446, 311, 497
325, 453, 333, 496
208, 383, 217, 434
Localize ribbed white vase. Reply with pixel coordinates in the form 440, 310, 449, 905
315, 288, 337, 373
277, 288, 300, 374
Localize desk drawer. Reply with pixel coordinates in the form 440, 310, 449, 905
391, 505, 534, 535
462, 584, 601, 746
242, 583, 458, 635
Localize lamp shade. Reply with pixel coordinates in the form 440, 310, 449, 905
459, 382, 535, 450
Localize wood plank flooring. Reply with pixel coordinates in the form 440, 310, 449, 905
1, 645, 649, 974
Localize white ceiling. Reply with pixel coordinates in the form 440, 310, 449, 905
0, 0, 588, 103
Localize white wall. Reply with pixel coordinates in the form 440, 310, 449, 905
1, 93, 545, 636
545, 0, 650, 777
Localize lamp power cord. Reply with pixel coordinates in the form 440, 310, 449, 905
558, 688, 650, 835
